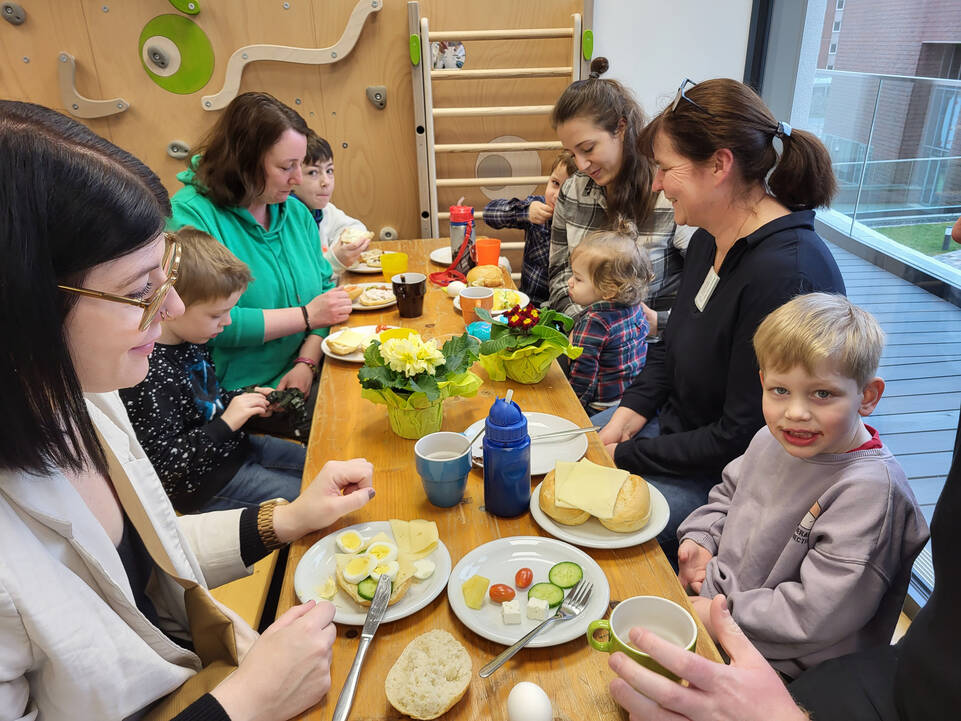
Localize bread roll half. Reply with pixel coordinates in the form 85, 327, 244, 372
538, 470, 590, 526
335, 566, 413, 607
386, 630, 471, 720
598, 474, 652, 532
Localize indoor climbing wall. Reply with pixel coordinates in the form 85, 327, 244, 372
0, 0, 583, 239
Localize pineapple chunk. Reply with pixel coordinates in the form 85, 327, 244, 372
461, 574, 490, 610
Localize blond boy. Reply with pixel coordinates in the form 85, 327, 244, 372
120, 227, 304, 513
677, 293, 928, 678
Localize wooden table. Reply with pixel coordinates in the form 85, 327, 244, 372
279, 239, 721, 720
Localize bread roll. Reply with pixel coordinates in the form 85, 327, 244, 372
538, 470, 590, 526
465, 264, 504, 288
385, 630, 471, 720
340, 227, 374, 247
598, 474, 652, 532
342, 284, 364, 301
358, 286, 395, 306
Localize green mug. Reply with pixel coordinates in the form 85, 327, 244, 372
587, 595, 698, 681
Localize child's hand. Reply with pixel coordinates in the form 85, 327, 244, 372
528, 201, 554, 225
333, 233, 371, 268
678, 539, 713, 594
221, 392, 271, 431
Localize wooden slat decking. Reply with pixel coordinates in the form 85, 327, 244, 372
827, 242, 960, 590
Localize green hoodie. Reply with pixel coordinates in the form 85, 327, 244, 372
168, 163, 335, 389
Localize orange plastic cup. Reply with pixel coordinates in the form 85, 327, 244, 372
474, 237, 501, 266
459, 287, 494, 324
380, 252, 408, 281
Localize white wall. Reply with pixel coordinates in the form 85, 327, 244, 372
593, 0, 754, 117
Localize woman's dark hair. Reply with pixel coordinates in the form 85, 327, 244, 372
193, 91, 310, 207
0, 101, 169, 476
641, 78, 836, 210
550, 57, 656, 229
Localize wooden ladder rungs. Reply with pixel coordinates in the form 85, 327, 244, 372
437, 175, 548, 188
431, 66, 573, 80
429, 28, 574, 41
435, 140, 563, 153
433, 105, 554, 118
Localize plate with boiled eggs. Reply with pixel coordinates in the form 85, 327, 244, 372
293, 520, 452, 625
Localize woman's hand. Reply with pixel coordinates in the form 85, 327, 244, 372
608, 595, 807, 721
598, 407, 647, 447
678, 539, 714, 595
273, 458, 375, 543
332, 233, 372, 268
640, 302, 658, 337
307, 287, 352, 329
211, 600, 337, 721
276, 363, 314, 396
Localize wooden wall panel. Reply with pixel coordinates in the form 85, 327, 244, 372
0, 0, 584, 243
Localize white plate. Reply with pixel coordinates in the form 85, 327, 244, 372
321, 325, 397, 363
453, 290, 530, 316
529, 482, 670, 549
294, 521, 452, 626
345, 261, 383, 274
350, 283, 397, 311
462, 412, 589, 475
430, 246, 452, 265
447, 536, 610, 647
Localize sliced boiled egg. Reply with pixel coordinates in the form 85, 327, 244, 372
413, 559, 436, 580
365, 541, 398, 564
369, 560, 400, 582
343, 555, 374, 584
335, 530, 368, 554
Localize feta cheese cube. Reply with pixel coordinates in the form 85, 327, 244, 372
526, 596, 550, 621
501, 599, 522, 625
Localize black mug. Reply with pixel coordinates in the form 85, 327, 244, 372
392, 272, 427, 318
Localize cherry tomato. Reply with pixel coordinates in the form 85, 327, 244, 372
514, 568, 533, 589
489, 584, 516, 603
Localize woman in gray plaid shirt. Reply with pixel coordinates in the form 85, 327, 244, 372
547, 57, 693, 333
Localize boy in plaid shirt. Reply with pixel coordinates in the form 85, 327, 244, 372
483, 151, 578, 305
565, 228, 652, 412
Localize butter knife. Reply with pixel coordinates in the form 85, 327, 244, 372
331, 574, 392, 721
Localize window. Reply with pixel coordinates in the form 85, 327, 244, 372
826, 61, 835, 70
829, 42, 837, 55
836, 0, 845, 8
833, 20, 841, 32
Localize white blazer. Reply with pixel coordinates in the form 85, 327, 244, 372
0, 392, 258, 721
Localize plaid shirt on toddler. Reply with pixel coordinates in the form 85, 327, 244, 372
483, 195, 552, 306
567, 302, 649, 411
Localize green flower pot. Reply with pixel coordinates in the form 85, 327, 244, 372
386, 400, 444, 439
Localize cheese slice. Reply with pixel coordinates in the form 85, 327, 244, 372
327, 328, 369, 356
552, 461, 579, 509
409, 519, 438, 553
389, 519, 412, 554
402, 541, 437, 562
555, 459, 629, 519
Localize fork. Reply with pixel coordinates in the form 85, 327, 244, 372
478, 579, 593, 678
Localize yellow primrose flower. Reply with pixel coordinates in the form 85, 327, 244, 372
379, 334, 445, 377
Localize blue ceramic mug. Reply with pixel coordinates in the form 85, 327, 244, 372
414, 432, 472, 507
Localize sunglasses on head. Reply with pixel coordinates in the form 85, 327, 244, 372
670, 78, 714, 117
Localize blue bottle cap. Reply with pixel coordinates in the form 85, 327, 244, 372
485, 396, 528, 443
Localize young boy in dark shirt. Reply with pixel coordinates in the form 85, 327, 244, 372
120, 227, 304, 513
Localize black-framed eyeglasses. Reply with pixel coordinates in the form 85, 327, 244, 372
670, 78, 714, 117
58, 233, 182, 332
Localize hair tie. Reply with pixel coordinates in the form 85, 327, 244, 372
774, 120, 793, 139
588, 71, 600, 79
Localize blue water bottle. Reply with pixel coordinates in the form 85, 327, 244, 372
482, 391, 531, 517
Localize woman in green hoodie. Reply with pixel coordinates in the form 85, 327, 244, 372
169, 93, 350, 411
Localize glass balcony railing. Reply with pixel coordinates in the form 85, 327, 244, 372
802, 70, 961, 280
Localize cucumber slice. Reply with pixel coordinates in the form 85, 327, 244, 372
548, 561, 583, 589
357, 577, 378, 600
528, 582, 564, 608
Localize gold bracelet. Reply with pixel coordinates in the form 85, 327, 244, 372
257, 498, 290, 550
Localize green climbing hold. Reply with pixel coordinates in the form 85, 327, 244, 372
168, 0, 200, 15
582, 29, 594, 61
409, 34, 421, 66
139, 15, 214, 95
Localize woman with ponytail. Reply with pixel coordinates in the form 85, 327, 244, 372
548, 57, 692, 331
597, 78, 846, 564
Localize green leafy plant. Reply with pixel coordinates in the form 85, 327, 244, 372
476, 304, 582, 384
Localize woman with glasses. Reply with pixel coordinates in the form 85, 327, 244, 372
168, 92, 364, 436
597, 78, 845, 564
547, 57, 693, 335
0, 101, 374, 720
